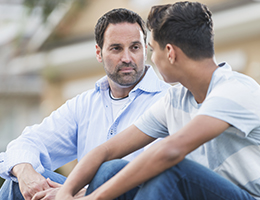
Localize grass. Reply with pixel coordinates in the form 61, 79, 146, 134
0, 177, 4, 188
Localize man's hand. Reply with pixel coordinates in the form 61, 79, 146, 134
31, 178, 86, 200
32, 187, 59, 200
54, 190, 74, 200
55, 181, 87, 200
30, 179, 60, 200
12, 163, 50, 200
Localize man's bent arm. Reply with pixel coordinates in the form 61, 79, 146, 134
83, 115, 230, 200
56, 124, 155, 199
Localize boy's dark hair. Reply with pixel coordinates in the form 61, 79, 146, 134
95, 8, 147, 49
147, 1, 214, 60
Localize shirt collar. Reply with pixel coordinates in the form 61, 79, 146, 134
217, 62, 232, 71
95, 76, 109, 91
95, 65, 166, 93
206, 62, 232, 96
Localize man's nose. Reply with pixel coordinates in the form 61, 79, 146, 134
121, 50, 131, 63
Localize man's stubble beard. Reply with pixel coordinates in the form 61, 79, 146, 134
106, 63, 145, 87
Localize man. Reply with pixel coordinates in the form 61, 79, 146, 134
55, 2, 260, 200
0, 8, 170, 200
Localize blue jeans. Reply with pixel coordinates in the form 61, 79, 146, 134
86, 159, 256, 200
86, 159, 139, 200
0, 169, 66, 200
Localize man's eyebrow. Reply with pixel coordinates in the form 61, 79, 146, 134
108, 41, 142, 48
109, 43, 121, 47
148, 42, 153, 48
132, 41, 142, 45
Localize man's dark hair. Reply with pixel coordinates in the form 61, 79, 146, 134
95, 8, 147, 49
147, 1, 214, 60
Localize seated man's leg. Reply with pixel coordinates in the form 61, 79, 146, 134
86, 159, 139, 200
0, 179, 23, 200
41, 169, 67, 184
134, 158, 256, 200
0, 169, 66, 200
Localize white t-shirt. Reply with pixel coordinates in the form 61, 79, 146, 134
109, 91, 130, 121
135, 62, 260, 199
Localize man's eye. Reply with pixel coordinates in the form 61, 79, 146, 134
112, 47, 119, 50
132, 45, 140, 50
110, 46, 121, 51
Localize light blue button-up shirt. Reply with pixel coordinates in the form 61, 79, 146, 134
0, 66, 170, 181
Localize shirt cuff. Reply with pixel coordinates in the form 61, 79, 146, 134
0, 150, 44, 182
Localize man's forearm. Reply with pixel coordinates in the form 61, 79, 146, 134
12, 163, 35, 178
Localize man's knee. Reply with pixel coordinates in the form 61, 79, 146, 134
93, 159, 129, 184
100, 159, 129, 175
86, 159, 129, 195
41, 169, 66, 185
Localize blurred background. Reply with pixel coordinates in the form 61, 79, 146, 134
1, 0, 260, 187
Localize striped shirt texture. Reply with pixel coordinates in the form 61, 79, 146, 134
135, 63, 260, 199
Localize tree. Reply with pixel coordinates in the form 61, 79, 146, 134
24, 0, 86, 22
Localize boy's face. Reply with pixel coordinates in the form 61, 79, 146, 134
96, 22, 147, 87
149, 34, 172, 83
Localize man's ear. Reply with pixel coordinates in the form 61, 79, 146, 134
145, 44, 148, 61
166, 44, 175, 64
96, 44, 102, 63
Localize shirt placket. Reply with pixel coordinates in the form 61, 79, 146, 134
107, 93, 136, 140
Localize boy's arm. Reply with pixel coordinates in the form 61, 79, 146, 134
83, 115, 230, 200
55, 124, 156, 200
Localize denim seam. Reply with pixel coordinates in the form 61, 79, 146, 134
186, 177, 243, 200
164, 173, 240, 200
166, 173, 185, 200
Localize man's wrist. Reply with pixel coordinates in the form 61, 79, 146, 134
11, 163, 33, 178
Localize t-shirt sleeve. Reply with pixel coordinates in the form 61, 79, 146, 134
134, 93, 170, 138
197, 80, 260, 136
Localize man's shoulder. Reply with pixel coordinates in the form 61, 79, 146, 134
68, 76, 108, 101
65, 87, 102, 107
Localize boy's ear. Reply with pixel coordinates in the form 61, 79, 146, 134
96, 44, 102, 63
166, 44, 175, 64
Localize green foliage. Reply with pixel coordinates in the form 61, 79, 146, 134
0, 177, 4, 188
23, 0, 86, 22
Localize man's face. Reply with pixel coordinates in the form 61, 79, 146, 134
96, 22, 146, 87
